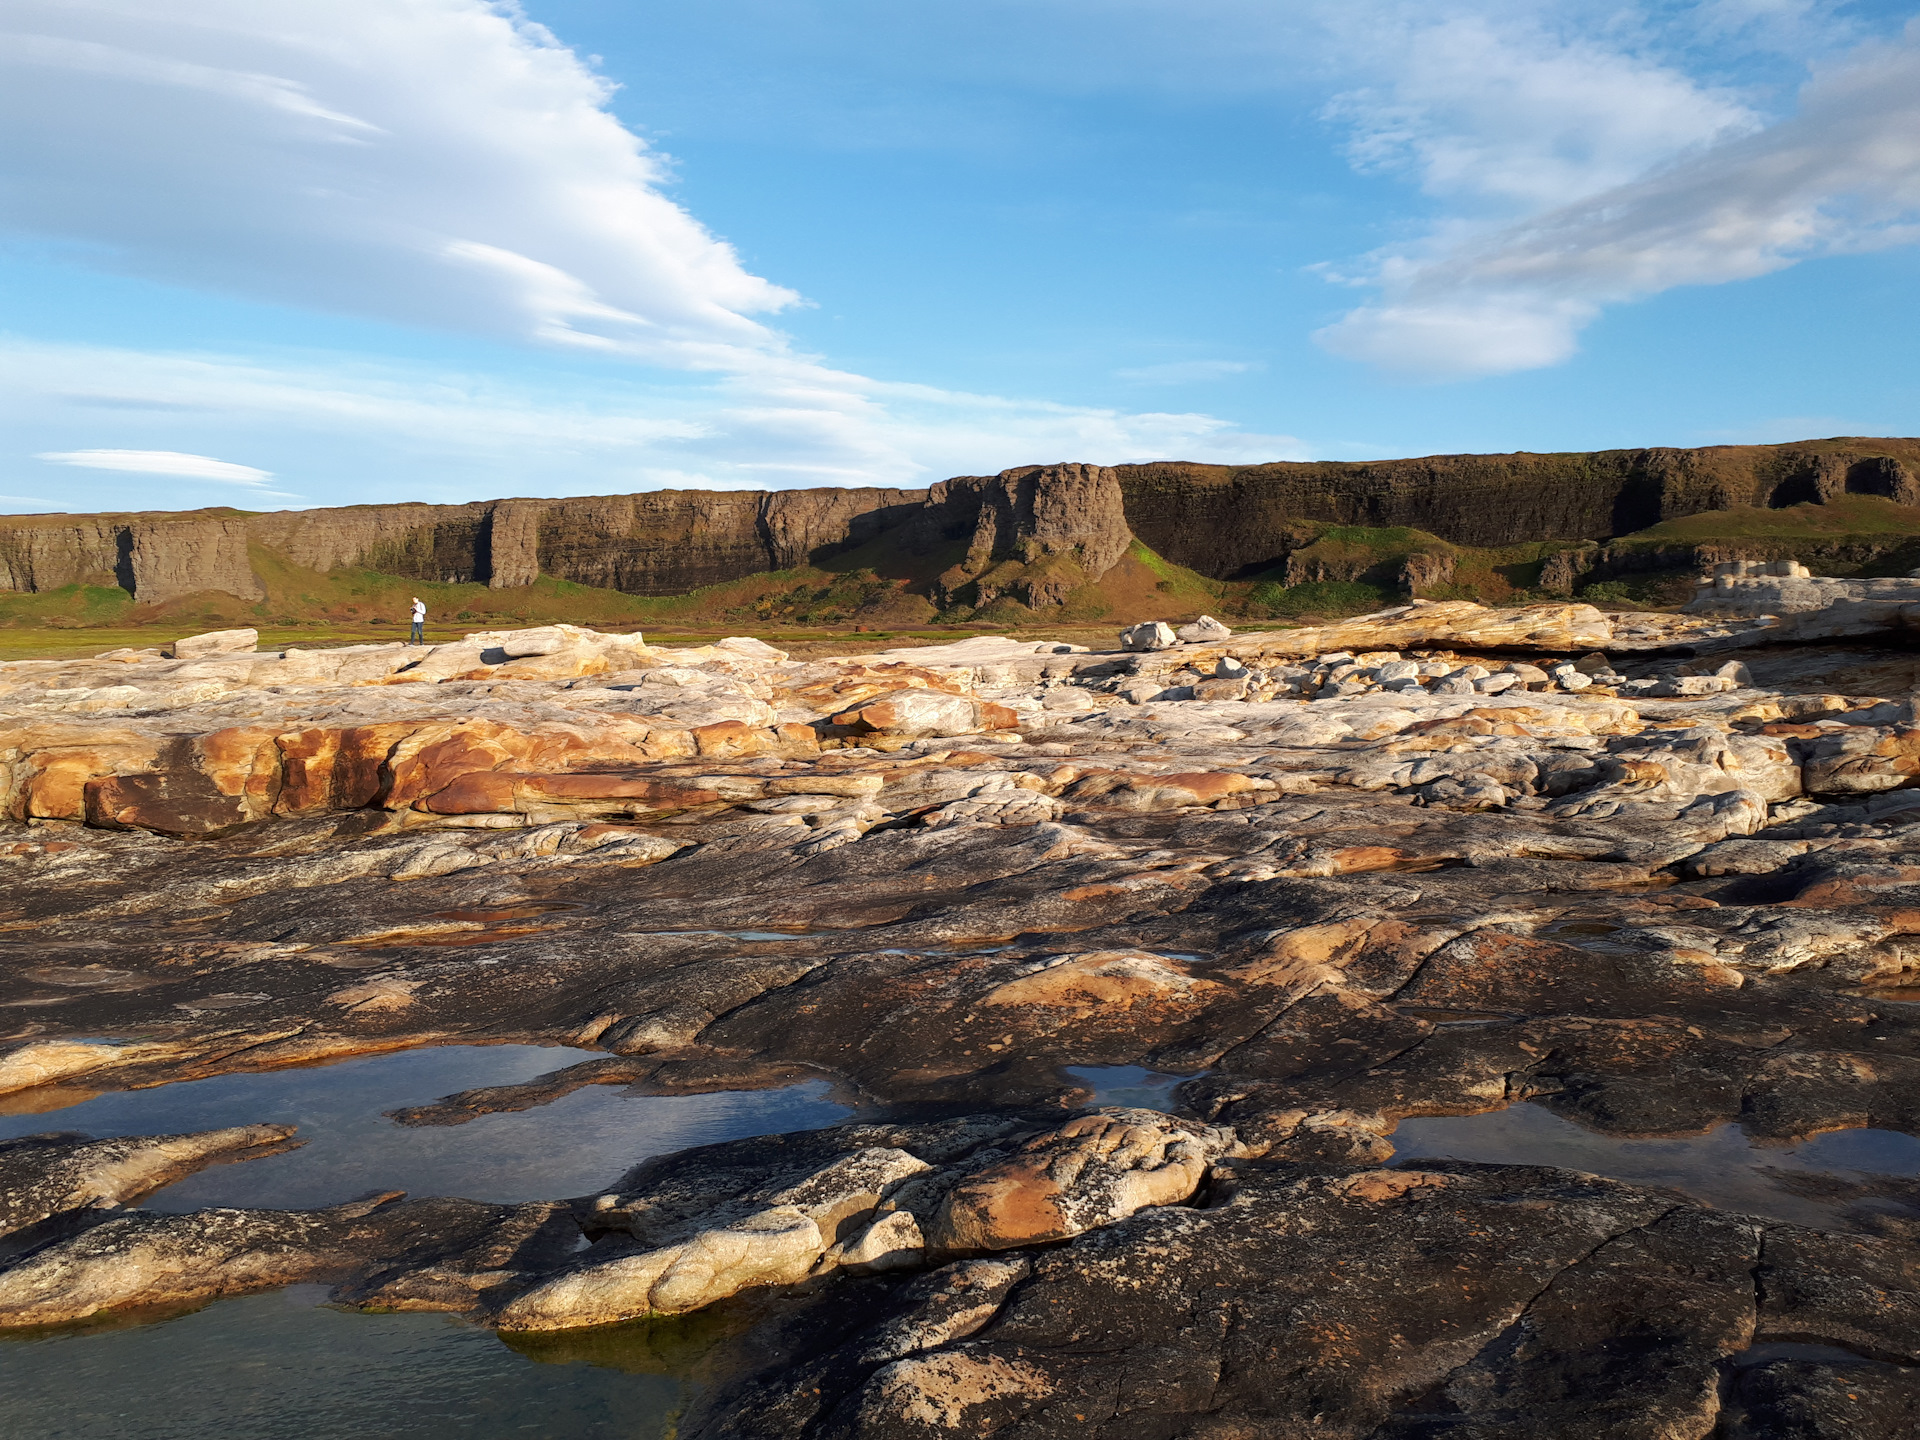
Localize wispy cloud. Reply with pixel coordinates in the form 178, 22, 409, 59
1, 340, 1307, 507
37, 448, 274, 483
0, 0, 796, 367
1313, 8, 1920, 378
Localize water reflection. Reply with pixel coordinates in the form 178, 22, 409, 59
1391, 1102, 1920, 1231
1062, 1064, 1201, 1112
0, 1044, 854, 1438
0, 1286, 685, 1440
0, 1044, 848, 1209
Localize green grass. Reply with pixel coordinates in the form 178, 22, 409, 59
1247, 578, 1399, 618
1315, 525, 1429, 548
0, 584, 137, 628
1618, 494, 1920, 544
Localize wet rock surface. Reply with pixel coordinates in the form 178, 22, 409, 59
7, 605, 1920, 1434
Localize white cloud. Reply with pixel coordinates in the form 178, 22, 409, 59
0, 340, 1308, 508
1318, 20, 1920, 378
0, 1, 1312, 494
37, 448, 274, 483
0, 0, 796, 363
1320, 10, 1759, 212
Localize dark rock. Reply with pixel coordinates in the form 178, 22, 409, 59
1398, 550, 1456, 595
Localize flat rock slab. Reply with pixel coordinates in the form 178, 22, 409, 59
4, 619, 1920, 1436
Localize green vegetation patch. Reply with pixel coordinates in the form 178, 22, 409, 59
1246, 578, 1398, 618
1617, 494, 1920, 545
0, 584, 135, 629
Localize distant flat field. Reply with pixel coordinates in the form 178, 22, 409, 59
0, 621, 1282, 663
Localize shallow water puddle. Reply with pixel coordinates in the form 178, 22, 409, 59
1063, 1064, 1201, 1112
0, 1045, 850, 1438
0, 1285, 687, 1440
1391, 1101, 1920, 1231
0, 1043, 849, 1209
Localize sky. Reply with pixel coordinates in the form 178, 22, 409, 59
2, 0, 1918, 514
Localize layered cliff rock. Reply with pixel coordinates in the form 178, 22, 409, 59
0, 510, 262, 603
1117, 437, 1920, 577
924, 463, 1133, 607
0, 488, 924, 604
4, 437, 1918, 607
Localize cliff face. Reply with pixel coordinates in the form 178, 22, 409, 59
1114, 439, 1920, 578
249, 502, 495, 582
0, 510, 262, 603
0, 487, 926, 604
926, 464, 1134, 607
4, 437, 1918, 606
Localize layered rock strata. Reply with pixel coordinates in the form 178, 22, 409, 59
4, 600, 1920, 1434
9, 438, 1920, 603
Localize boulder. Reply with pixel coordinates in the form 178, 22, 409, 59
1120, 622, 1177, 652
168, 628, 258, 660
713, 636, 786, 661
1235, 602, 1615, 660
1175, 615, 1232, 644
927, 1110, 1232, 1252
829, 690, 1020, 738
1193, 677, 1249, 701
497, 1147, 931, 1330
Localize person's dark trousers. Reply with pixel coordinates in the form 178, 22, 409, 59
410, 621, 423, 644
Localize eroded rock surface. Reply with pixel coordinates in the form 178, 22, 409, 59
6, 606, 1920, 1434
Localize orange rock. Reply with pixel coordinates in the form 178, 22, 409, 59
1157, 772, 1259, 803
416, 770, 522, 815
274, 723, 421, 814
929, 1112, 1226, 1253
80, 728, 286, 838
1331, 845, 1416, 873
693, 721, 771, 758
418, 769, 720, 816
979, 951, 1216, 1015
196, 728, 284, 817
381, 722, 526, 810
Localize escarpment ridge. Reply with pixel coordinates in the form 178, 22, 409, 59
5, 436, 1918, 606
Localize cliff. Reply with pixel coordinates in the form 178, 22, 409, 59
1116, 438, 1920, 578
0, 510, 262, 603
0, 488, 924, 604
3, 437, 1917, 607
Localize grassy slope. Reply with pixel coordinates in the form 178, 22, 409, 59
1613, 494, 1920, 543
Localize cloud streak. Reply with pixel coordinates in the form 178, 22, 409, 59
0, 0, 796, 365
1, 340, 1307, 509
1315, 11, 1920, 378
37, 448, 274, 483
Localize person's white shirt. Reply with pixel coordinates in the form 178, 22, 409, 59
411, 599, 426, 622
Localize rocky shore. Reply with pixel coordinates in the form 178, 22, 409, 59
6, 595, 1920, 1435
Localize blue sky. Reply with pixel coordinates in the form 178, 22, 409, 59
2, 0, 1918, 514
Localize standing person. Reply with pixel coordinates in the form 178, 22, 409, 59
409, 596, 426, 645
